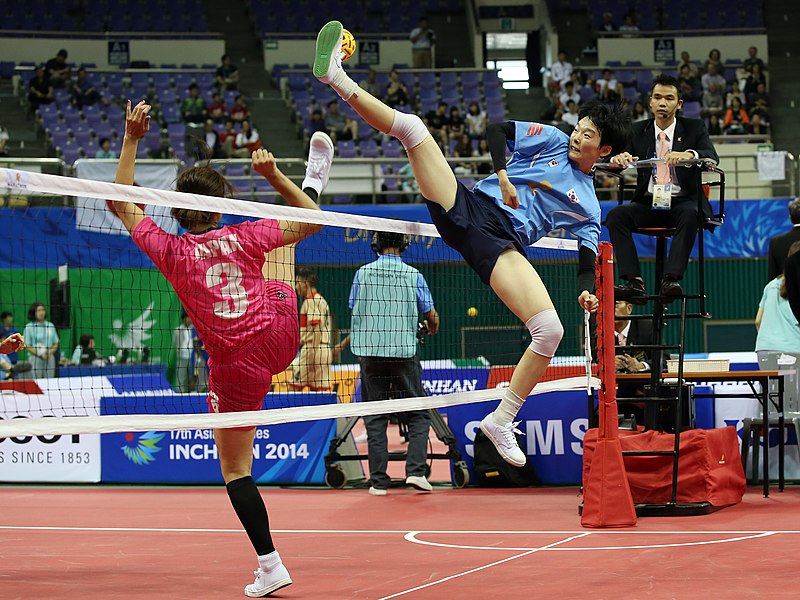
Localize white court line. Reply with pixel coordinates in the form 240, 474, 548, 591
1, 525, 800, 535
377, 533, 591, 600
405, 531, 777, 551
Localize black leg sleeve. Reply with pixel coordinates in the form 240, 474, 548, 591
226, 475, 275, 556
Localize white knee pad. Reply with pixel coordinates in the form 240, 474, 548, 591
388, 111, 429, 151
526, 309, 563, 358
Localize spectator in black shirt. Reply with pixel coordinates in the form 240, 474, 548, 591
424, 101, 448, 148
28, 66, 54, 109
45, 49, 70, 87
216, 54, 240, 91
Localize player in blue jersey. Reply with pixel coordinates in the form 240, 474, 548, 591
313, 21, 631, 467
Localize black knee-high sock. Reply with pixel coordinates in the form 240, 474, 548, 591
226, 476, 275, 556
303, 187, 319, 202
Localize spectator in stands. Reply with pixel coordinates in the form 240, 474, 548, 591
70, 67, 100, 109
200, 119, 222, 158
308, 108, 326, 136
559, 81, 580, 110
234, 119, 261, 156
446, 106, 465, 142
174, 311, 194, 392
385, 70, 408, 108
359, 69, 381, 97
23, 302, 59, 379
595, 69, 622, 102
289, 266, 332, 392
723, 97, 749, 135
725, 84, 747, 110
95, 137, 116, 159
453, 132, 475, 175
631, 100, 648, 122
608, 73, 719, 301
216, 119, 237, 157
465, 101, 487, 139
324, 100, 358, 142
706, 113, 722, 135
149, 137, 174, 159
743, 63, 766, 98
701, 82, 725, 118
181, 83, 207, 124
701, 63, 726, 93
216, 54, 240, 91
749, 112, 769, 135
44, 49, 70, 87
704, 48, 723, 73
600, 12, 615, 32
424, 101, 449, 149
229, 95, 250, 123
561, 100, 580, 128
678, 64, 701, 102
0, 124, 8, 156
743, 46, 766, 74
678, 51, 699, 79
747, 81, 770, 116
476, 138, 492, 175
409, 16, 436, 69
618, 12, 640, 36
0, 311, 21, 365
208, 92, 228, 123
69, 334, 106, 366
27, 66, 54, 110
548, 50, 573, 98
767, 198, 800, 281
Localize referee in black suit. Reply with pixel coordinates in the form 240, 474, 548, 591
606, 74, 719, 302
767, 198, 800, 281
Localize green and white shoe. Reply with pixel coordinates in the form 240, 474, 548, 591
313, 20, 345, 83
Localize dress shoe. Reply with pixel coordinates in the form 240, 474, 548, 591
614, 280, 647, 305
660, 278, 683, 299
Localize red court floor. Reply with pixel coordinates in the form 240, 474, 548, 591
2, 485, 799, 599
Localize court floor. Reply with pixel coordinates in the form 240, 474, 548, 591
2, 484, 799, 599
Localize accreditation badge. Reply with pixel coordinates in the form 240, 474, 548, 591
652, 184, 672, 210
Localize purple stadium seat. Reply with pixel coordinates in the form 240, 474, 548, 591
359, 139, 379, 158
682, 101, 701, 119
337, 140, 357, 158
382, 139, 402, 158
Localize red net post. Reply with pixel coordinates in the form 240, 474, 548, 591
581, 241, 637, 528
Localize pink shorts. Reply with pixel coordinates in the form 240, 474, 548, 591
206, 282, 299, 415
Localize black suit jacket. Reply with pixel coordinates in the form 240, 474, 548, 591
767, 226, 800, 281
617, 320, 655, 370
625, 117, 719, 223
785, 252, 800, 325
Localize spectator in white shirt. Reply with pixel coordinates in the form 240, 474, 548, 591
548, 50, 572, 98
559, 81, 580, 109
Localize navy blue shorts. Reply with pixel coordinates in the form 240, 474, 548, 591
425, 182, 526, 285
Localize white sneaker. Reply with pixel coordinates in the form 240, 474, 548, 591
479, 413, 526, 467
368, 486, 388, 496
406, 475, 432, 492
244, 565, 292, 598
313, 21, 345, 83
302, 131, 334, 197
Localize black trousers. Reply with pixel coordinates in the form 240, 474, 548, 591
606, 199, 699, 280
359, 356, 431, 489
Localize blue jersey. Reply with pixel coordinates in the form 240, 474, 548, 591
473, 121, 601, 253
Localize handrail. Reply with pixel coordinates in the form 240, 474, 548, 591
0, 29, 221, 40
597, 27, 766, 38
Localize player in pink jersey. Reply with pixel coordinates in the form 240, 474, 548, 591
111, 100, 334, 597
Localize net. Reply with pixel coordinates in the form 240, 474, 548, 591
0, 165, 596, 438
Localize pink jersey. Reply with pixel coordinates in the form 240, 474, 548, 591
133, 217, 284, 358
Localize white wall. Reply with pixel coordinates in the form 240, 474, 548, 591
598, 35, 768, 67
0, 37, 225, 69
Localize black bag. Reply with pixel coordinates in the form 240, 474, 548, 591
473, 429, 540, 487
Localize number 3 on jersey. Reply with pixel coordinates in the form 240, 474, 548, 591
206, 262, 249, 318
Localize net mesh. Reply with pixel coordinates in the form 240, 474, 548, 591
0, 166, 595, 437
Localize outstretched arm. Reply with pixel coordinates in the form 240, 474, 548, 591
251, 148, 323, 245
112, 100, 151, 234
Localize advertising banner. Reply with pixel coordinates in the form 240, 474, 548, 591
100, 392, 338, 484
0, 377, 109, 482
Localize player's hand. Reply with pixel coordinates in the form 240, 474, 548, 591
499, 178, 518, 209
663, 150, 694, 166
0, 333, 24, 354
610, 152, 638, 167
578, 291, 598, 313
125, 100, 151, 140
252, 148, 278, 179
